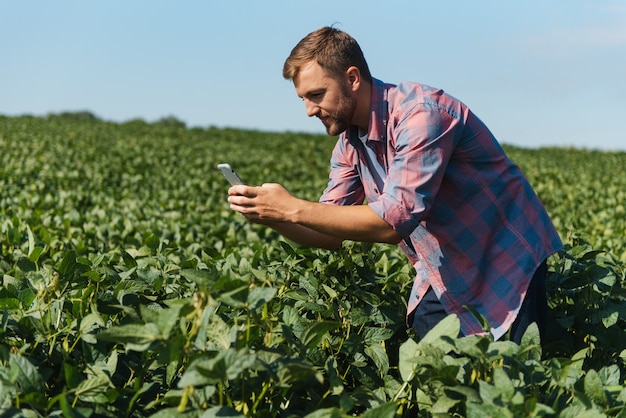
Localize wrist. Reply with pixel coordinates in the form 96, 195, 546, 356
287, 198, 306, 224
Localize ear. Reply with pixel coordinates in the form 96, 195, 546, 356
345, 66, 361, 92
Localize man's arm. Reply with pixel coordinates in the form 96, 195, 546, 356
227, 183, 402, 248
265, 222, 343, 250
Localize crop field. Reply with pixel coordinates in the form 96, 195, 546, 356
1, 113, 625, 417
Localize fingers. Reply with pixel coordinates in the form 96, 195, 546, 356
225, 183, 288, 222
227, 193, 253, 209
228, 184, 256, 197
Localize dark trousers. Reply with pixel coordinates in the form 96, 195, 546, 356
409, 261, 548, 344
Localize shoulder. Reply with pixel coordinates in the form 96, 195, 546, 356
390, 81, 448, 106
388, 81, 466, 122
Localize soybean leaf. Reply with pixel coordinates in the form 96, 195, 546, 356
96, 323, 161, 352
362, 402, 398, 418
10, 354, 45, 393
277, 361, 323, 386
74, 376, 111, 403
79, 312, 105, 344
58, 250, 77, 279
398, 338, 420, 382
199, 406, 246, 418
178, 349, 258, 387
300, 321, 341, 350
420, 314, 460, 348
247, 286, 277, 310
584, 369, 607, 406
364, 343, 389, 376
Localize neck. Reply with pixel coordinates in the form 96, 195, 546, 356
353, 80, 372, 131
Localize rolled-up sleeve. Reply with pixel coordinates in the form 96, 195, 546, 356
319, 136, 366, 206
368, 100, 460, 239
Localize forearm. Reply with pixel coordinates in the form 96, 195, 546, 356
268, 222, 343, 250
288, 200, 401, 245
227, 183, 402, 246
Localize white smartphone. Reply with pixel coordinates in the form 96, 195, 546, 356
217, 163, 245, 186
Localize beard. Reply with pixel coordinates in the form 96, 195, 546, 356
319, 85, 356, 136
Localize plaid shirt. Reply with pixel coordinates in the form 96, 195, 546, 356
319, 78, 563, 339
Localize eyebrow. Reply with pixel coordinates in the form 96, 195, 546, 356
299, 89, 325, 99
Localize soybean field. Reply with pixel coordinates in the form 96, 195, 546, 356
1, 114, 625, 417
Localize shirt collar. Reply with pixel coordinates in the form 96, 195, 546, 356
345, 77, 389, 145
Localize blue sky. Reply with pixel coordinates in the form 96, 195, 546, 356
2, 1, 625, 151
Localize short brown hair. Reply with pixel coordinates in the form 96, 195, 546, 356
283, 26, 372, 83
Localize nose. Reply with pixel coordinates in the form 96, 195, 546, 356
304, 99, 319, 118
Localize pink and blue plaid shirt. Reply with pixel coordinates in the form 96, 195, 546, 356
319, 78, 562, 339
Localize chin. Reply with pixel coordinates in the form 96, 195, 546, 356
325, 122, 349, 136
325, 126, 336, 135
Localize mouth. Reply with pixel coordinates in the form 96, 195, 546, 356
318, 115, 331, 125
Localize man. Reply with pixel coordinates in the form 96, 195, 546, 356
226, 26, 563, 343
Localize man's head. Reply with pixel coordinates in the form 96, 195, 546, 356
282, 26, 371, 84
283, 27, 372, 135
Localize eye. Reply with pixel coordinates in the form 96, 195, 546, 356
301, 91, 325, 102
307, 92, 324, 101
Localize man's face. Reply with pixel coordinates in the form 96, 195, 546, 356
293, 61, 356, 136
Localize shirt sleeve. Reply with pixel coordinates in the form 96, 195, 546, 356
319, 136, 366, 206
368, 100, 462, 238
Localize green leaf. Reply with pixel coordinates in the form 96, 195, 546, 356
519, 322, 541, 354
149, 407, 198, 417
324, 357, 344, 396
121, 249, 138, 269
364, 343, 389, 376
218, 284, 249, 308
205, 309, 232, 350
598, 364, 620, 386
10, 354, 46, 393
17, 257, 37, 273
467, 400, 512, 418
300, 320, 341, 350
419, 314, 459, 353
178, 349, 258, 387
279, 241, 299, 258
199, 406, 246, 418
493, 367, 515, 400
444, 385, 482, 403
361, 327, 394, 345
247, 286, 276, 310
277, 361, 323, 386
283, 289, 309, 302
0, 291, 20, 309
180, 268, 216, 287
79, 312, 105, 344
141, 303, 183, 339
584, 369, 607, 406
144, 234, 161, 251
74, 376, 111, 402
96, 323, 161, 351
486, 340, 519, 359
18, 287, 36, 308
302, 407, 345, 418
601, 310, 619, 328
28, 246, 44, 264
431, 395, 459, 414
63, 363, 84, 390
58, 250, 77, 279
398, 338, 420, 382
322, 284, 338, 299
362, 402, 398, 418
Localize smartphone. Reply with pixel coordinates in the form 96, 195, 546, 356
217, 163, 245, 186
